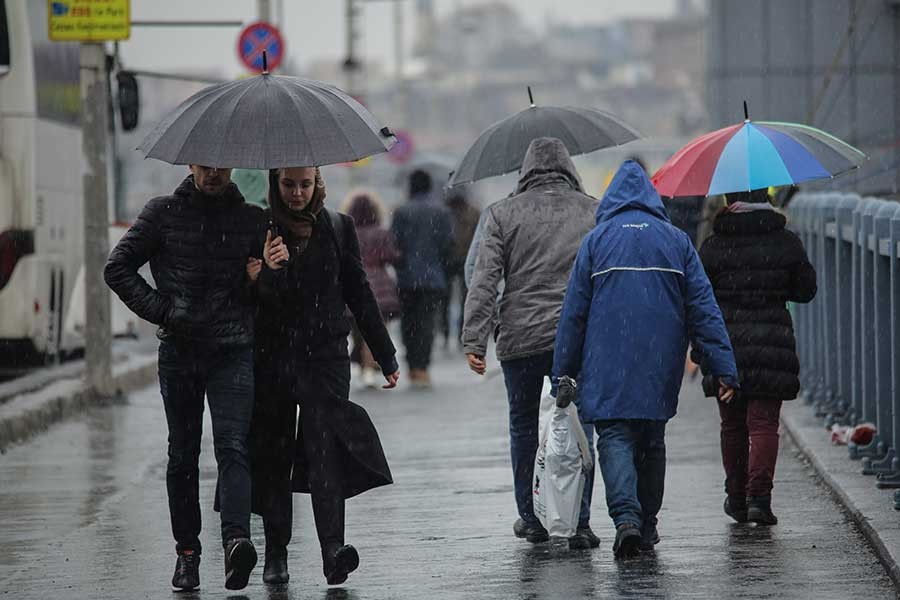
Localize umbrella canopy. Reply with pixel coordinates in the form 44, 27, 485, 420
447, 92, 641, 188
652, 118, 867, 197
138, 72, 396, 169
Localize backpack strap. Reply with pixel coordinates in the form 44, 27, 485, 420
324, 208, 347, 266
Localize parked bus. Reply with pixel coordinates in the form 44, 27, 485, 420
0, 1, 137, 371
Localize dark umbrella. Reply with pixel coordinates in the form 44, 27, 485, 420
447, 87, 641, 188
138, 54, 395, 169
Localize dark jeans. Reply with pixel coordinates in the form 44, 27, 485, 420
157, 341, 254, 554
501, 351, 593, 528
718, 398, 783, 498
438, 268, 466, 343
399, 288, 443, 370
592, 419, 667, 535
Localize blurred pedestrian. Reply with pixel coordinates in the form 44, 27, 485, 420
692, 188, 816, 526
553, 160, 739, 558
440, 190, 480, 347
246, 167, 399, 586
341, 188, 401, 388
104, 165, 264, 591
463, 137, 600, 549
391, 169, 454, 388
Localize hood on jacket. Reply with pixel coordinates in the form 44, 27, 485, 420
515, 137, 584, 194
595, 160, 669, 224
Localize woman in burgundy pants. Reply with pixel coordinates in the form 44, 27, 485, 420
692, 189, 817, 525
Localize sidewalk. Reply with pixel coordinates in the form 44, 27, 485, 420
0, 338, 158, 450
781, 399, 900, 588
0, 355, 895, 598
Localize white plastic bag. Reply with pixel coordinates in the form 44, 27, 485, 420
532, 390, 593, 539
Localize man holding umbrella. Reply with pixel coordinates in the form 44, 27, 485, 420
463, 137, 601, 548
105, 164, 264, 590
107, 56, 398, 591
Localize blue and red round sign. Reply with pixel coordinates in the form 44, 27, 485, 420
238, 22, 285, 73
388, 130, 415, 165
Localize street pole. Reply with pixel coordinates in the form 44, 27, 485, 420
257, 0, 272, 23
80, 42, 113, 397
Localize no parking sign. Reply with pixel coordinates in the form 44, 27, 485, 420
237, 22, 285, 73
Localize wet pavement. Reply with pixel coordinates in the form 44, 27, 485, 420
1, 352, 896, 599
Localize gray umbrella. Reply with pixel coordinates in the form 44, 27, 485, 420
447, 89, 641, 187
138, 68, 396, 169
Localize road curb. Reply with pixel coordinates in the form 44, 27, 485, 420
780, 408, 900, 590
0, 354, 157, 452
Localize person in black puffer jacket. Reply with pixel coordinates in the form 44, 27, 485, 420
105, 166, 265, 591
692, 188, 816, 527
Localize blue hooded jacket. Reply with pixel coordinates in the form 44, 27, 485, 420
552, 161, 737, 421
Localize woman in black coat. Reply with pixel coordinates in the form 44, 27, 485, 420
694, 189, 816, 526
246, 166, 400, 586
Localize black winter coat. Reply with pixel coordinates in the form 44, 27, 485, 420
251, 210, 396, 501
104, 176, 264, 347
692, 209, 817, 400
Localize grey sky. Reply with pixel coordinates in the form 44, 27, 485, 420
120, 0, 676, 79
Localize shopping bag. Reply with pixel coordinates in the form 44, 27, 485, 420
532, 381, 592, 539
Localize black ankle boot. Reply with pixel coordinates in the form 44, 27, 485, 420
172, 550, 200, 590
263, 546, 289, 584
747, 495, 778, 525
724, 496, 749, 523
323, 544, 359, 585
224, 537, 257, 591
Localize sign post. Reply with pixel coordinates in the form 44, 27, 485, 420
50, 0, 132, 397
49, 0, 130, 42
237, 21, 284, 73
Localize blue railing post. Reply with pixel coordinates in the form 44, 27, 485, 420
815, 194, 840, 418
876, 205, 900, 490
849, 199, 887, 460
825, 194, 860, 426
861, 203, 899, 475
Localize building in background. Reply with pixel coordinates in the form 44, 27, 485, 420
707, 0, 900, 198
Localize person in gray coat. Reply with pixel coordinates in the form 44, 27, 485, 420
462, 137, 599, 549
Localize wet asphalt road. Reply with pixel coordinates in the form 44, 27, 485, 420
1, 352, 896, 599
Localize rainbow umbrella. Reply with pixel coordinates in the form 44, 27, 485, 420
652, 103, 866, 197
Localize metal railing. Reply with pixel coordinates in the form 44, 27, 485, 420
788, 192, 900, 507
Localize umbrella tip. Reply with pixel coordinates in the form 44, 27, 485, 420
380, 126, 394, 138
743, 100, 749, 122
263, 50, 269, 75
528, 86, 535, 108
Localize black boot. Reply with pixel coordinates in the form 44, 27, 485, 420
612, 523, 641, 559
171, 550, 200, 590
724, 496, 749, 523
323, 544, 359, 586
568, 526, 601, 550
747, 496, 778, 525
224, 537, 258, 591
512, 518, 549, 543
263, 545, 289, 584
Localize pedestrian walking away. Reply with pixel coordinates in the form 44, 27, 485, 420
440, 190, 480, 348
462, 137, 600, 550
692, 188, 817, 526
553, 160, 739, 559
391, 169, 454, 388
244, 166, 400, 586
104, 165, 264, 591
341, 189, 401, 389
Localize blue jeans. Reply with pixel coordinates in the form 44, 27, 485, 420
591, 419, 666, 534
158, 340, 254, 554
501, 351, 593, 528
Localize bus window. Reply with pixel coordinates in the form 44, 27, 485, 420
0, 0, 9, 77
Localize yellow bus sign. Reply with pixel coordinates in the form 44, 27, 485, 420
48, 0, 130, 42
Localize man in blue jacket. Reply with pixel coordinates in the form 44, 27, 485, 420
553, 161, 738, 558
